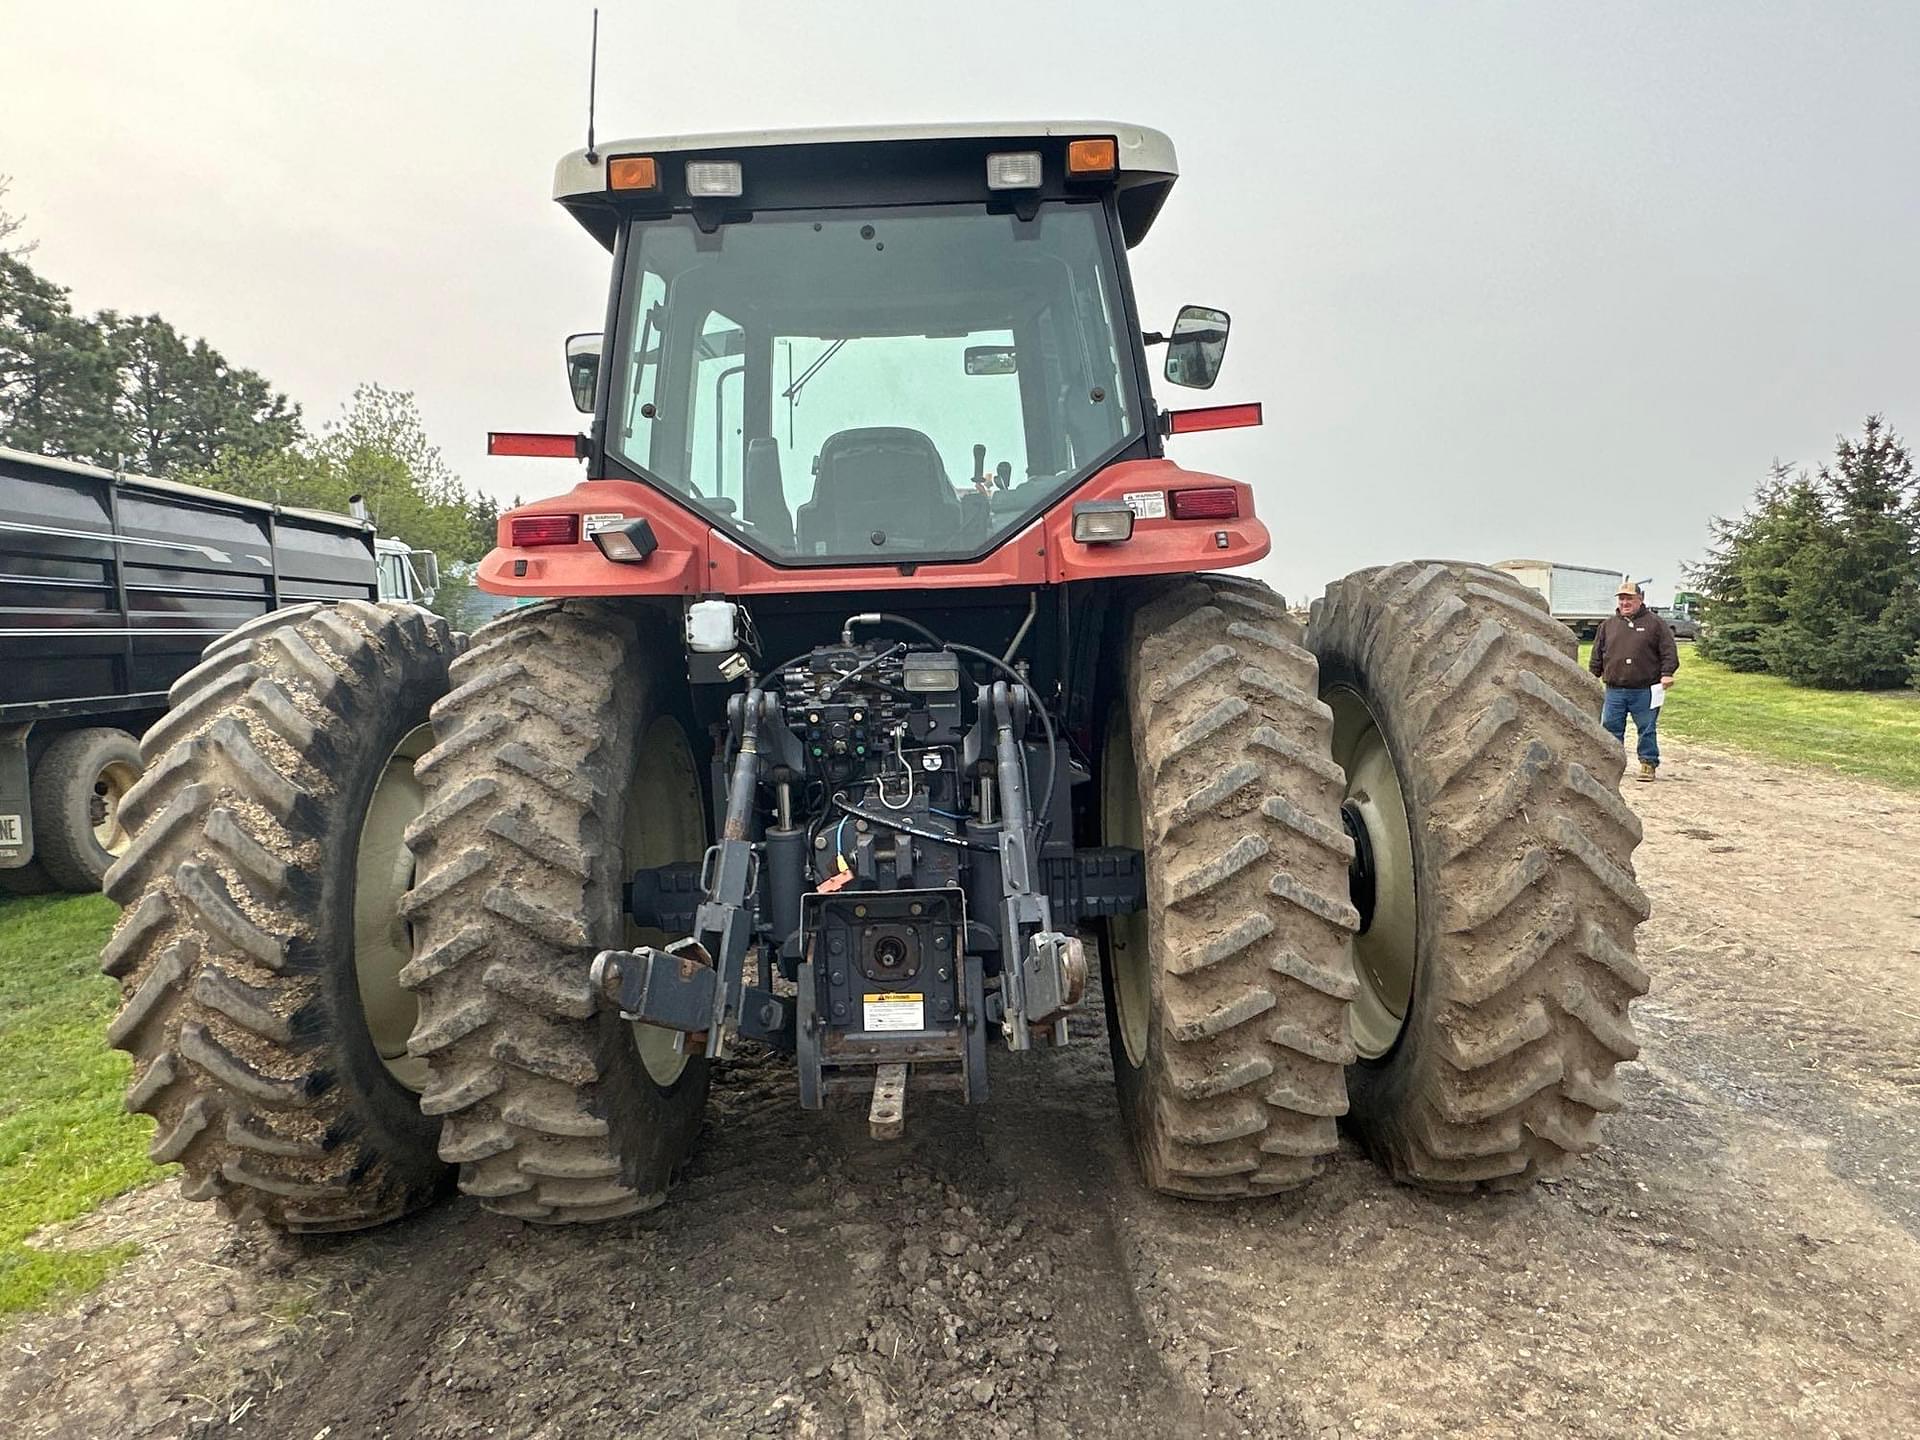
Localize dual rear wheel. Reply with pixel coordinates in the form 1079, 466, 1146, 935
102, 560, 1650, 1231
1104, 563, 1650, 1195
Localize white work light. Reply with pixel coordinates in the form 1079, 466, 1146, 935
1071, 501, 1134, 544
985, 152, 1043, 190
686, 160, 744, 197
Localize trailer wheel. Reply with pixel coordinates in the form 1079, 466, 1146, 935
1104, 577, 1360, 1197
1306, 562, 1651, 1189
32, 727, 144, 892
402, 601, 710, 1223
99, 601, 459, 1230
0, 861, 55, 896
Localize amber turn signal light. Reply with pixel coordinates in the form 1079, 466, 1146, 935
1067, 138, 1118, 175
607, 155, 659, 192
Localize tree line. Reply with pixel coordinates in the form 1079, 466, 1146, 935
0, 180, 499, 623
1691, 415, 1920, 689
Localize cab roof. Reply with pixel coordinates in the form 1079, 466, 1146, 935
552, 120, 1178, 250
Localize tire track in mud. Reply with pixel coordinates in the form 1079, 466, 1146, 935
207, 1015, 1201, 1440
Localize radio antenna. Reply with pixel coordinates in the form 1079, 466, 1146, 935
584, 8, 601, 163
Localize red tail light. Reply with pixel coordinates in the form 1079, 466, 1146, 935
1170, 487, 1240, 520
488, 431, 582, 458
1166, 403, 1263, 435
509, 514, 581, 547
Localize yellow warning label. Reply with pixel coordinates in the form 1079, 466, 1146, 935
863, 993, 925, 1032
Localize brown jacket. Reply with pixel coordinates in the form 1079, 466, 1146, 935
1590, 610, 1679, 688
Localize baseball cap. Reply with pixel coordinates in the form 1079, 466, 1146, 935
1616, 579, 1642, 597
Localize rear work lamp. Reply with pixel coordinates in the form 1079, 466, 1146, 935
1072, 500, 1135, 544
686, 160, 743, 197
986, 152, 1043, 190
607, 155, 659, 191
591, 517, 659, 564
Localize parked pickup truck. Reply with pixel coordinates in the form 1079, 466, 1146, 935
1, 446, 437, 893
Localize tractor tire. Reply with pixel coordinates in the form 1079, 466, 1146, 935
33, 726, 144, 892
401, 600, 711, 1223
99, 600, 458, 1231
1306, 561, 1651, 1190
1102, 576, 1361, 1197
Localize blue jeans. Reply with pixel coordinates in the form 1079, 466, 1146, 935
1601, 685, 1660, 767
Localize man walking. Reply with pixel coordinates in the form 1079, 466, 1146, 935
1590, 580, 1679, 782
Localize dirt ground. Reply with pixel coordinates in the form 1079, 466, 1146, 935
7, 739, 1919, 1439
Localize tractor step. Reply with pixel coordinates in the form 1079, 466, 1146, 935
869, 1063, 908, 1140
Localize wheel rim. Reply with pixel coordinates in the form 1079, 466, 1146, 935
1101, 706, 1152, 1069
91, 759, 141, 857
1326, 685, 1418, 1060
355, 725, 433, 1092
624, 716, 707, 1088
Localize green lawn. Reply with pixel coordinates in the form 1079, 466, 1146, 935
0, 893, 160, 1319
1581, 642, 1920, 790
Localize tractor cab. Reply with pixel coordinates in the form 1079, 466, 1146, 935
485, 123, 1263, 594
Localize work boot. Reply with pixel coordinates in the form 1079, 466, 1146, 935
1637, 761, 1657, 783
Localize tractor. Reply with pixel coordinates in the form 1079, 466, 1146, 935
100, 122, 1648, 1230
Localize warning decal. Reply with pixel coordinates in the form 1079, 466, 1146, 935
863, 993, 925, 1032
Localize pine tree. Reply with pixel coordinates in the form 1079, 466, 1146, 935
1696, 417, 1920, 689
105, 312, 300, 474
0, 255, 122, 462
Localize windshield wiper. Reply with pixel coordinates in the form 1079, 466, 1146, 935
782, 338, 847, 403
783, 338, 847, 449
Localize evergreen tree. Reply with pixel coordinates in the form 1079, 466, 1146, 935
1, 248, 299, 472
0, 255, 122, 462
105, 311, 300, 474
1694, 417, 1920, 688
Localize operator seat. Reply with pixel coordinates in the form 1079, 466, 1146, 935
795, 427, 958, 555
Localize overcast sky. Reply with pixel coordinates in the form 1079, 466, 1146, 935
5, 1, 1916, 604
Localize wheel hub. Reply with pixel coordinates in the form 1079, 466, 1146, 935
355, 726, 433, 1092
1326, 686, 1418, 1060
92, 760, 141, 858
1101, 707, 1151, 1069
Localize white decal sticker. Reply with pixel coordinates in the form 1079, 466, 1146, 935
0, 815, 22, 846
582, 512, 627, 536
863, 993, 925, 1032
1122, 490, 1167, 519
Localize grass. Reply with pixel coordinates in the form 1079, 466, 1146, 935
0, 892, 160, 1319
1580, 642, 1920, 790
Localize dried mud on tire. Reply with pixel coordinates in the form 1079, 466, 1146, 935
98, 600, 457, 1232
1308, 560, 1650, 1189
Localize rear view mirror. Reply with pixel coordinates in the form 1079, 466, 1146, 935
964, 345, 1017, 376
418, 550, 440, 593
565, 332, 602, 413
1164, 305, 1230, 390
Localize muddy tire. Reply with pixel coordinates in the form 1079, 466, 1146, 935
33, 726, 144, 892
402, 601, 710, 1223
1306, 561, 1651, 1189
99, 601, 458, 1231
1102, 577, 1360, 1197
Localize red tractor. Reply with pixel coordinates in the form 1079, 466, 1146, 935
102, 123, 1648, 1230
